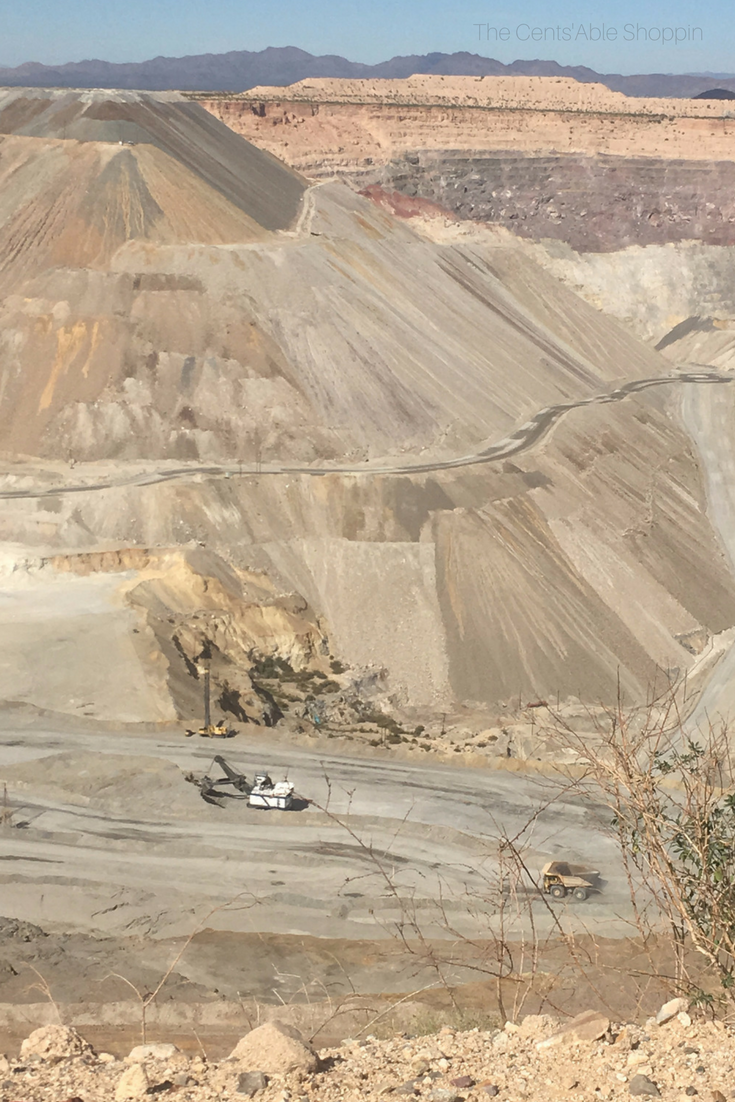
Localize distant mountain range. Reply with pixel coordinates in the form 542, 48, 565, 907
0, 47, 734, 98
694, 88, 735, 99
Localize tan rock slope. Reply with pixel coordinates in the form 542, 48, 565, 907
0, 88, 732, 713
201, 74, 735, 168
0, 88, 306, 237
0, 546, 324, 722
212, 73, 735, 115
0, 175, 659, 464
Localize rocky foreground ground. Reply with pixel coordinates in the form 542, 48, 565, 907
3, 1004, 734, 1102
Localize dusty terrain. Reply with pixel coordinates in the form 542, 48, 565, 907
4, 76, 735, 1051
220, 75, 735, 114
0, 706, 645, 1047
3, 1010, 735, 1102
0, 88, 730, 712
334, 198, 735, 726
0, 710, 628, 942
2, 367, 733, 713
403, 210, 735, 351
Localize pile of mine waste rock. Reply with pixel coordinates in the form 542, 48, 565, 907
4, 999, 735, 1101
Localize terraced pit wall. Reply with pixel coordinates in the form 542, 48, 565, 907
199, 76, 735, 251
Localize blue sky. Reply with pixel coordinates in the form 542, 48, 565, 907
0, 0, 726, 75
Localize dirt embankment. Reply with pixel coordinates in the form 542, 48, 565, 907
3, 1008, 735, 1102
0, 547, 329, 724
204, 96, 735, 174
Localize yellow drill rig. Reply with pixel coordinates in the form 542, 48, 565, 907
185, 664, 236, 739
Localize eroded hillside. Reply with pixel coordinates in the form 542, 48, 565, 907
0, 87, 732, 718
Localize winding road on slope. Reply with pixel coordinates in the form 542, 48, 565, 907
682, 380, 735, 730
2, 371, 729, 949
0, 371, 729, 501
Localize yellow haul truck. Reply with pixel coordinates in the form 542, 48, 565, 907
541, 861, 601, 902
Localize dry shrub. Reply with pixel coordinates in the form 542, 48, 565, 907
551, 683, 735, 1013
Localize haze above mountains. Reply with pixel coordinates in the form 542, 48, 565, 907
1, 46, 734, 97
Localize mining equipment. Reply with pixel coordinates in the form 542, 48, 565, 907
185, 755, 297, 810
541, 861, 601, 901
185, 664, 236, 739
248, 773, 295, 810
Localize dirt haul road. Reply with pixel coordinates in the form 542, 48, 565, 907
0, 713, 631, 945
0, 370, 729, 500
682, 379, 735, 730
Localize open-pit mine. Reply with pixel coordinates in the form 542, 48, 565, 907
0, 76, 735, 1049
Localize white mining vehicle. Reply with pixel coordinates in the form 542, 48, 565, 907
248, 773, 295, 810
185, 755, 297, 810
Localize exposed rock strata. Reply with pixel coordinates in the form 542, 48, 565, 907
200, 76, 735, 173
363, 154, 735, 251
201, 76, 735, 252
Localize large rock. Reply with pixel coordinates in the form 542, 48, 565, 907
127, 1043, 180, 1062
237, 1070, 268, 1096
229, 1021, 318, 1075
655, 996, 689, 1025
20, 1024, 92, 1062
116, 1062, 150, 1100
536, 1010, 610, 1050
628, 1074, 660, 1097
